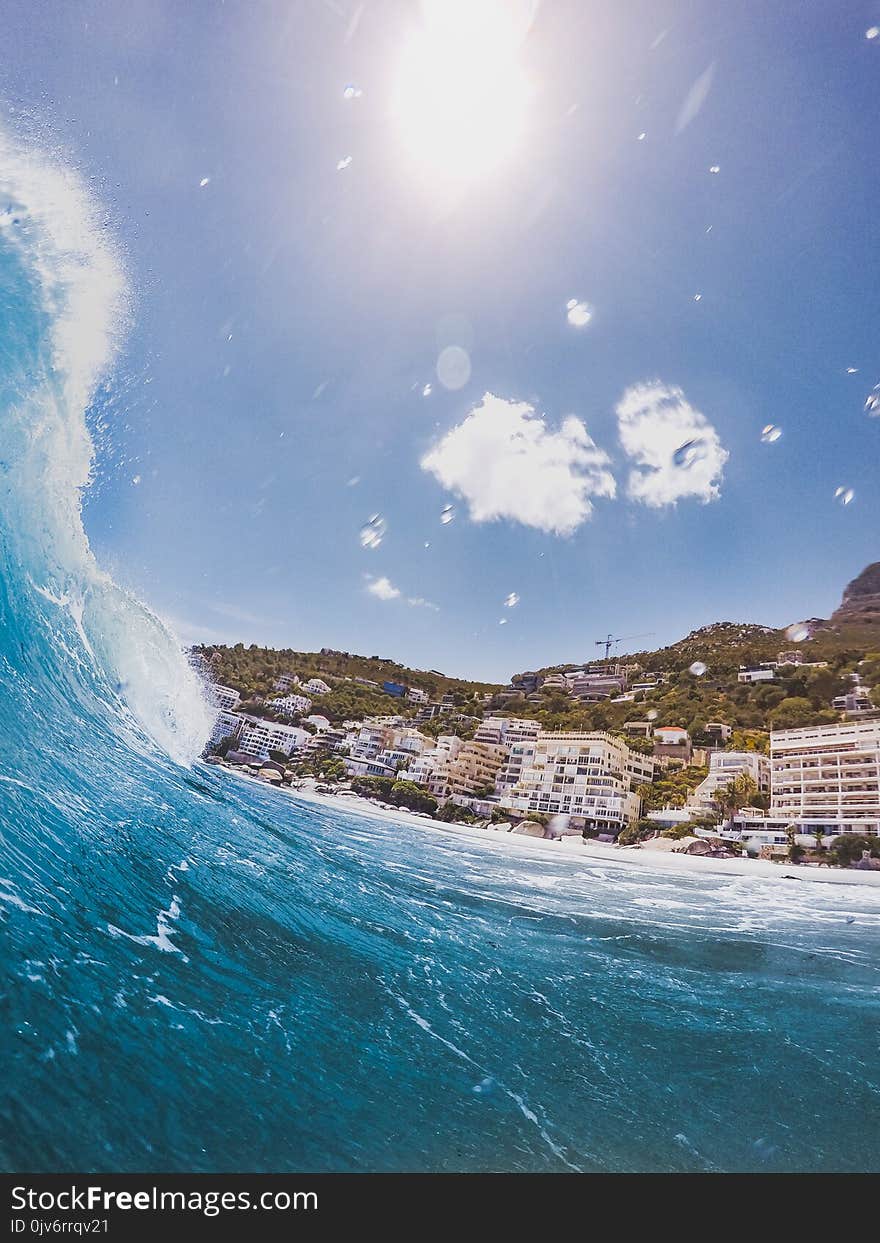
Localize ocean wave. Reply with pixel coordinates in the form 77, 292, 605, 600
0, 123, 211, 763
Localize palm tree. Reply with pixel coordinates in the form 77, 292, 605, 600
712, 774, 758, 830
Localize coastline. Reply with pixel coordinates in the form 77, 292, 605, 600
214, 766, 880, 889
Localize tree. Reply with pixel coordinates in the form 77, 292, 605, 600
785, 822, 803, 863
712, 773, 758, 829
829, 835, 880, 868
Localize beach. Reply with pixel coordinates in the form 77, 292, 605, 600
215, 766, 880, 889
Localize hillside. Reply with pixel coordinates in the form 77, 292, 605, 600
194, 564, 880, 740
192, 643, 501, 727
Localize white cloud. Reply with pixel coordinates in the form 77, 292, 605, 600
366, 577, 438, 610
366, 575, 400, 601
615, 381, 728, 507
420, 393, 616, 536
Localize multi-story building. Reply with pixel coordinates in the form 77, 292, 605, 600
404, 736, 463, 788
407, 687, 429, 704
497, 731, 654, 832
769, 720, 880, 834
832, 691, 876, 717
303, 678, 332, 696
689, 751, 771, 810
474, 716, 540, 746
704, 721, 733, 743
237, 718, 310, 761
268, 693, 313, 717
565, 671, 626, 701
210, 710, 244, 746
210, 685, 241, 712
424, 740, 509, 801
273, 673, 300, 693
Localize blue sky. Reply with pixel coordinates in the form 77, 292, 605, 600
3, 0, 878, 681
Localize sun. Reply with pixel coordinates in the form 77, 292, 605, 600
391, 0, 535, 186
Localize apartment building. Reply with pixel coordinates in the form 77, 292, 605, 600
690, 751, 771, 810
273, 673, 300, 692
832, 691, 876, 717
237, 718, 310, 761
303, 678, 332, 695
770, 720, 880, 834
423, 740, 509, 801
474, 716, 541, 746
268, 693, 313, 717
210, 710, 244, 746
497, 731, 654, 832
405, 735, 463, 787
565, 671, 626, 701
210, 685, 241, 712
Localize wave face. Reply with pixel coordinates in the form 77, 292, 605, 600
2, 133, 880, 1174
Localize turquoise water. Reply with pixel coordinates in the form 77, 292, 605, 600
1, 128, 879, 1174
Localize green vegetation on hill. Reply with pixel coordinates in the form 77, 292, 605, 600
193, 643, 500, 726
194, 607, 880, 740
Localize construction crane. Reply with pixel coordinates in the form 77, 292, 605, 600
595, 632, 655, 661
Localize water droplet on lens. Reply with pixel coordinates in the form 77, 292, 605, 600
673, 438, 706, 468
440, 504, 455, 525
637, 132, 647, 141
131, 474, 141, 485
708, 164, 720, 174
436, 345, 471, 391
566, 299, 592, 328
785, 623, 810, 643
689, 661, 707, 676
761, 424, 782, 443
834, 486, 854, 506
343, 84, 362, 99
336, 155, 353, 171
199, 177, 210, 188
693, 293, 702, 302
499, 618, 508, 625
867, 26, 879, 40
359, 513, 387, 548
504, 592, 520, 608
864, 384, 880, 417
422, 383, 432, 397
846, 367, 859, 374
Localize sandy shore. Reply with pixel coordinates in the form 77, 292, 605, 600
215, 766, 880, 889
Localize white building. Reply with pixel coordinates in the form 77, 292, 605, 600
405, 736, 463, 787
474, 716, 540, 746
769, 720, 880, 835
738, 668, 775, 683
690, 751, 771, 810
498, 731, 654, 832
210, 685, 241, 712
407, 687, 429, 704
268, 693, 313, 717
237, 718, 310, 761
210, 710, 244, 746
273, 673, 300, 692
565, 671, 626, 701
303, 678, 332, 696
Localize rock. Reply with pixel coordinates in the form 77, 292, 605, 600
831, 562, 880, 625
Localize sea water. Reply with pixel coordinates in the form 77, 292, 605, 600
1, 127, 879, 1173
